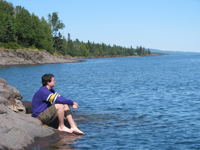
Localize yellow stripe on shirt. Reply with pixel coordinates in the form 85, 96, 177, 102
49, 94, 56, 103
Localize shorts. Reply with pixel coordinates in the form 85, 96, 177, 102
37, 104, 58, 125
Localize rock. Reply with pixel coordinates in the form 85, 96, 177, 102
0, 106, 55, 149
0, 78, 56, 150
6, 85, 23, 100
0, 48, 81, 66
22, 101, 32, 114
0, 96, 9, 106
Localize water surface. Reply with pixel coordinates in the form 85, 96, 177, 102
0, 55, 200, 149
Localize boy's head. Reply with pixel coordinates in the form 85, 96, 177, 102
42, 74, 54, 86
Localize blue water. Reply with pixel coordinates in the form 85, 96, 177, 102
1, 55, 200, 149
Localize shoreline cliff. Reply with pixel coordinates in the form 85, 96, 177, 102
0, 48, 82, 66
0, 48, 160, 67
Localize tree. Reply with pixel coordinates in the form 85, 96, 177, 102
40, 17, 53, 53
0, 14, 16, 43
29, 13, 43, 48
0, 0, 14, 25
73, 38, 80, 56
15, 6, 31, 47
48, 12, 65, 46
148, 49, 151, 55
53, 32, 67, 55
0, 0, 15, 43
80, 42, 88, 57
66, 33, 74, 56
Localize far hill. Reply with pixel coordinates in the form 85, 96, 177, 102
149, 49, 200, 55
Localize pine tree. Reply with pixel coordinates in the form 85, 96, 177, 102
15, 6, 31, 47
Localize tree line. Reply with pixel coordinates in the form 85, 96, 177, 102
0, 0, 151, 57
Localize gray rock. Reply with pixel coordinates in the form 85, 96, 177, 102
6, 85, 23, 100
0, 96, 8, 106
0, 78, 56, 150
0, 107, 55, 149
0, 48, 81, 66
22, 101, 32, 114
0, 88, 10, 99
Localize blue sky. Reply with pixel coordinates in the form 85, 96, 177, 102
6, 0, 200, 52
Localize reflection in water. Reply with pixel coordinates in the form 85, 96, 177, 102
44, 114, 85, 150
45, 132, 83, 150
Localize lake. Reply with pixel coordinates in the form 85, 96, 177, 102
0, 55, 200, 149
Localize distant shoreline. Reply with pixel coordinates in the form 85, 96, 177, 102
75, 54, 160, 59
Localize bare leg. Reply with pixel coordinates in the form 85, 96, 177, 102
64, 105, 84, 135
55, 104, 72, 133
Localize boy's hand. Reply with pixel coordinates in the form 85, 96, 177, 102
72, 102, 79, 109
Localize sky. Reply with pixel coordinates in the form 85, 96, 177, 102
5, 0, 200, 52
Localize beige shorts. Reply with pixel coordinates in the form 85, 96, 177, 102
37, 104, 58, 125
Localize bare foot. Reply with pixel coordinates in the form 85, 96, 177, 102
71, 127, 84, 135
58, 126, 73, 133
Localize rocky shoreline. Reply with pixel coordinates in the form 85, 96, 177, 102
0, 48, 160, 67
0, 78, 81, 149
0, 48, 82, 66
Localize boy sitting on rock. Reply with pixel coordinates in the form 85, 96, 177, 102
32, 74, 84, 135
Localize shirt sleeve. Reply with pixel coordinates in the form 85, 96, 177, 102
55, 95, 74, 105
45, 88, 74, 105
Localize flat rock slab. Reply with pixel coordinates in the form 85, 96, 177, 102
0, 78, 56, 150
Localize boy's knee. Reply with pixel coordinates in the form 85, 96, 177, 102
55, 103, 64, 110
54, 104, 70, 111
64, 104, 70, 110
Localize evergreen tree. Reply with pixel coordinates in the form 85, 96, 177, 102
81, 42, 88, 57
0, 0, 14, 25
15, 6, 31, 47
67, 33, 74, 56
148, 49, 151, 55
74, 38, 80, 56
29, 13, 43, 48
53, 32, 67, 55
0, 0, 15, 43
0, 14, 15, 43
40, 17, 53, 53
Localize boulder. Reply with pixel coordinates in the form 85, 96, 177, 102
0, 78, 56, 150
22, 101, 32, 114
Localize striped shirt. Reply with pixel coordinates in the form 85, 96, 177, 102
32, 86, 73, 118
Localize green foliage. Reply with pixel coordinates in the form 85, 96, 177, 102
40, 17, 53, 53
48, 12, 65, 37
3, 42, 20, 49
61, 40, 151, 57
0, 14, 16, 43
0, 0, 15, 43
48, 12, 65, 48
0, 0, 151, 57
15, 6, 32, 47
0, 42, 3, 47
29, 45, 37, 49
0, 0, 14, 25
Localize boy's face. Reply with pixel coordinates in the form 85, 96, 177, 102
48, 77, 56, 88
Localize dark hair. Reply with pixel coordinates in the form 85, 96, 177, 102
42, 74, 54, 86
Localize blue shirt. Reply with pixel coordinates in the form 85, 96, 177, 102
32, 86, 73, 117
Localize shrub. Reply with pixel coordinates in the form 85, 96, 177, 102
29, 45, 37, 49
0, 42, 3, 47
3, 42, 20, 49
